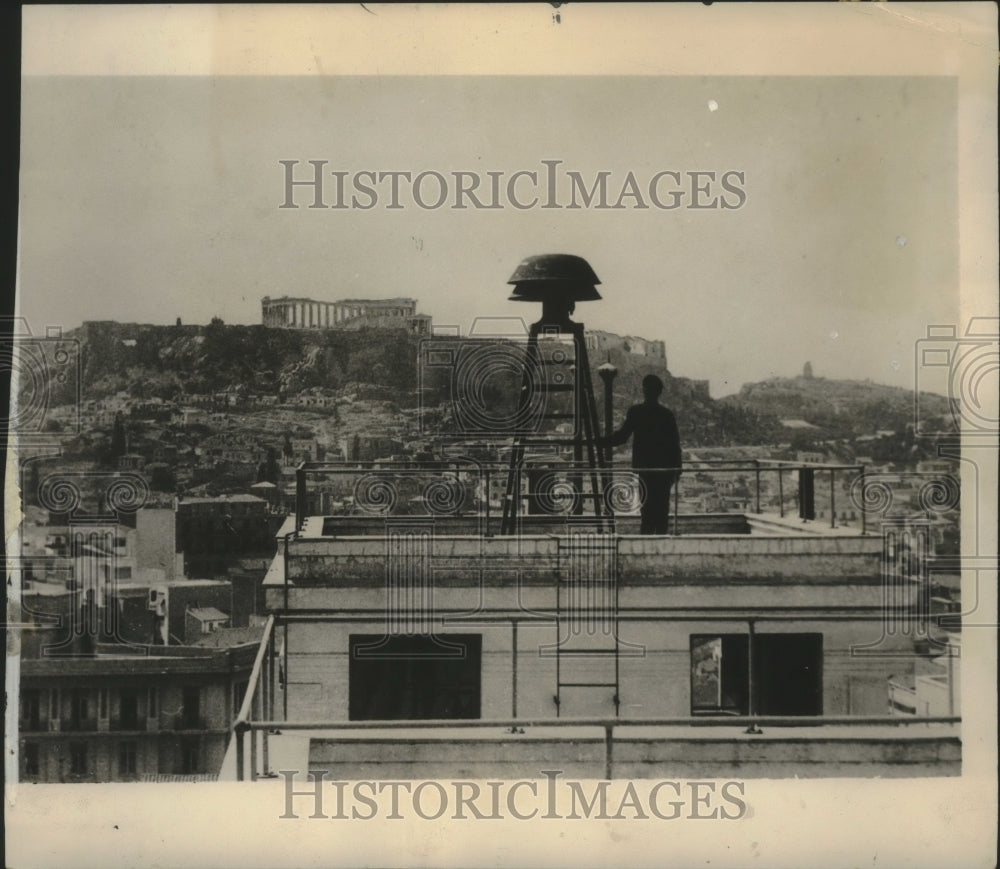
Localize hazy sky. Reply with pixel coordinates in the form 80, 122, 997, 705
18, 75, 958, 396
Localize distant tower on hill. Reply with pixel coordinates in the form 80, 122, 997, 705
803, 361, 814, 379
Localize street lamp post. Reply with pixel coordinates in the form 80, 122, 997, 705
597, 359, 618, 466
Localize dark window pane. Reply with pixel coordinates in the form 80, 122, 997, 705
349, 634, 482, 721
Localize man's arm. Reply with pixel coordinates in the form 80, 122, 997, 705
598, 407, 635, 448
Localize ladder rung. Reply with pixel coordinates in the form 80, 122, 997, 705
558, 682, 618, 688
518, 491, 607, 499
554, 649, 620, 655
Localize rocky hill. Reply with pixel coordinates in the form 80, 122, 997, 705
38, 322, 945, 449
718, 374, 951, 440
61, 320, 421, 404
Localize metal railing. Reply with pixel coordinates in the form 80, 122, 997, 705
231, 614, 277, 782
231, 714, 960, 782
226, 605, 961, 781
291, 459, 875, 538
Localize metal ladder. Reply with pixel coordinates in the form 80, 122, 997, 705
499, 320, 613, 535
551, 528, 622, 717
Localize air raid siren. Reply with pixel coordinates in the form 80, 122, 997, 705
507, 253, 602, 328
507, 253, 602, 302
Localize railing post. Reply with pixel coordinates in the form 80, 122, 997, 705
673, 480, 681, 537
511, 619, 518, 719
798, 467, 815, 522
604, 724, 614, 780
778, 468, 784, 518
745, 620, 762, 734
947, 642, 955, 717
484, 468, 492, 538
268, 627, 277, 723
250, 697, 258, 782
261, 652, 270, 777
235, 721, 247, 781
754, 460, 761, 514
830, 469, 836, 529
295, 466, 307, 532
283, 622, 289, 721
860, 465, 867, 535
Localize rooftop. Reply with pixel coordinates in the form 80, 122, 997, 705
190, 625, 267, 648
178, 493, 266, 504
21, 640, 260, 676
223, 458, 961, 782
187, 606, 230, 622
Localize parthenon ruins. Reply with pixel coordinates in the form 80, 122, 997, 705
261, 296, 431, 333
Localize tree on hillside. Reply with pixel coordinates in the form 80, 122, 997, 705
257, 447, 281, 484
110, 412, 128, 457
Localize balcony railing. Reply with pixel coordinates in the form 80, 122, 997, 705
227, 613, 277, 782
291, 459, 898, 538
109, 717, 147, 732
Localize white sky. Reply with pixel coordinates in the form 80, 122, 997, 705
17, 73, 959, 397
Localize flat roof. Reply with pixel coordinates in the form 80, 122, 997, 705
187, 606, 229, 621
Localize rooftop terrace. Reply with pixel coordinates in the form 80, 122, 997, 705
221, 458, 960, 781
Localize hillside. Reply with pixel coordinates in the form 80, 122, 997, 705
36, 322, 943, 449
718, 375, 951, 440
62, 320, 422, 405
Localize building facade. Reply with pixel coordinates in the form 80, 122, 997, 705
18, 641, 259, 783
175, 494, 273, 577
586, 329, 667, 363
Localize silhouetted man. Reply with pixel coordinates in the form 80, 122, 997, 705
600, 374, 682, 534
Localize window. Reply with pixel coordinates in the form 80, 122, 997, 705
691, 635, 749, 715
98, 688, 108, 719
69, 743, 88, 776
50, 688, 60, 720
21, 689, 41, 730
181, 686, 201, 728
349, 634, 482, 721
180, 738, 200, 774
119, 691, 139, 729
147, 686, 158, 718
118, 741, 137, 777
69, 691, 89, 728
115, 566, 132, 580
753, 634, 823, 716
690, 633, 823, 717
23, 742, 40, 778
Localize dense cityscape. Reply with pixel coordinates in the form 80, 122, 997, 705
13, 294, 962, 782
